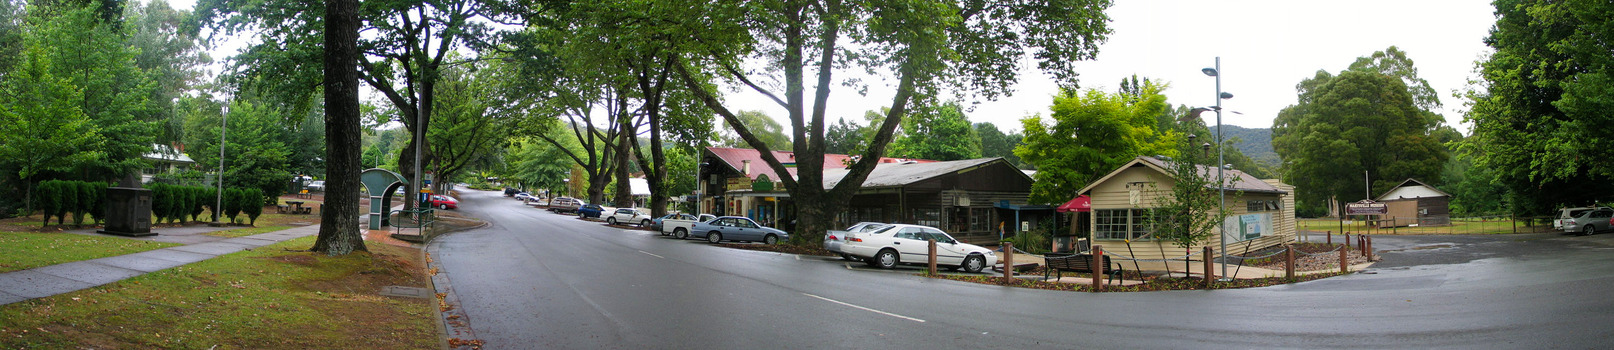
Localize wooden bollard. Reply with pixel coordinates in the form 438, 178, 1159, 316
1366, 236, 1374, 261
1339, 248, 1348, 273
1284, 243, 1295, 280
927, 239, 938, 275
1345, 233, 1351, 250
1359, 235, 1367, 256
1001, 242, 1014, 278
1092, 245, 1105, 291
1326, 230, 1332, 245
1203, 246, 1215, 287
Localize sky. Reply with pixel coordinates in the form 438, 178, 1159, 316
170, 0, 1500, 133
724, 0, 1500, 133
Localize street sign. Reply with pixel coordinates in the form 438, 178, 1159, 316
1345, 200, 1387, 215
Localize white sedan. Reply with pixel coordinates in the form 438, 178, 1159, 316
840, 224, 996, 273
606, 208, 654, 227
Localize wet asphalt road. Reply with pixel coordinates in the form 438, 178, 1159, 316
431, 188, 1614, 349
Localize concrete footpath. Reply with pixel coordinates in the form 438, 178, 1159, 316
0, 225, 320, 306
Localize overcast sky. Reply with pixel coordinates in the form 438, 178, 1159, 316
172, 0, 1499, 133
725, 0, 1499, 133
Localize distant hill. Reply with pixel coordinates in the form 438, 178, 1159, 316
1216, 125, 1280, 170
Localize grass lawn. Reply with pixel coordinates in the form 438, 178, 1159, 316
0, 232, 180, 273
0, 236, 438, 349
1297, 217, 1546, 235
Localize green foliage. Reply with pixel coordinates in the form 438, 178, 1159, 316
888, 102, 981, 161
0, 29, 100, 213
1148, 144, 1224, 250
1274, 48, 1449, 214
976, 122, 1028, 169
86, 182, 107, 224
36, 181, 59, 225
1015, 82, 1175, 204
223, 188, 242, 224
242, 188, 264, 225
54, 180, 77, 225
1006, 229, 1052, 255
189, 186, 209, 222
825, 116, 875, 156
720, 111, 790, 151
30, 2, 160, 178
1467, 0, 1614, 215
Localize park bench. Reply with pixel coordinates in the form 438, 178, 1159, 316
276, 204, 291, 214
1043, 253, 1123, 284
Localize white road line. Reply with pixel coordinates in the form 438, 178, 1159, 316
802, 293, 926, 323
638, 250, 664, 259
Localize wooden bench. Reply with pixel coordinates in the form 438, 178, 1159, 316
1043, 253, 1123, 284
276, 204, 291, 214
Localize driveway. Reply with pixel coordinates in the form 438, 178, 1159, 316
432, 189, 1614, 349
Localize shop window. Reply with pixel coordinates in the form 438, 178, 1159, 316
969, 208, 990, 232
1096, 208, 1153, 240
914, 208, 940, 228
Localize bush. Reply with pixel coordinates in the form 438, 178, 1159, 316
223, 188, 243, 224
189, 186, 208, 222
1005, 228, 1053, 255
244, 188, 264, 225
87, 182, 107, 225
149, 183, 170, 224
73, 181, 94, 226
37, 181, 59, 225
55, 180, 77, 226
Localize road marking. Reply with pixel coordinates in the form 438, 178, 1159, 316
795, 255, 800, 261
802, 293, 925, 323
638, 250, 664, 259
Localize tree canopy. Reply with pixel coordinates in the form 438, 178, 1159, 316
1273, 48, 1450, 214
1016, 81, 1173, 204
888, 102, 981, 161
1466, 0, 1614, 214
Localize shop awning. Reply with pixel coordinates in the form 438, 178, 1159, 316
1057, 195, 1091, 213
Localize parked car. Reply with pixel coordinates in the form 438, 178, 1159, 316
549, 197, 584, 213
504, 188, 518, 197
306, 180, 326, 192
606, 208, 653, 226
1555, 206, 1610, 230
514, 192, 533, 201
690, 216, 789, 244
824, 222, 890, 261
577, 204, 606, 219
651, 213, 691, 233
1559, 208, 1614, 235
662, 214, 718, 239
429, 194, 459, 210
840, 224, 996, 273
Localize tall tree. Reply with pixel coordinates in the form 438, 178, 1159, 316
1015, 82, 1173, 204
1273, 48, 1449, 215
34, 1, 157, 180
0, 38, 99, 214
888, 101, 980, 161
671, 0, 1113, 244
427, 62, 507, 195
719, 111, 790, 151
975, 122, 1026, 169
825, 117, 871, 155
1467, 0, 1614, 215
124, 0, 206, 146
310, 0, 365, 255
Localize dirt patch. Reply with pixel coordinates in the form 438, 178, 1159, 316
268, 254, 320, 266
1246, 243, 1372, 271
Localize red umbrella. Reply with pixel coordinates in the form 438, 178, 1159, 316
1057, 195, 1091, 213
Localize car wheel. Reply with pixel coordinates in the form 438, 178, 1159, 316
607, 217, 618, 225
579, 212, 586, 218
641, 220, 651, 227
1585, 225, 1597, 236
870, 249, 898, 269
674, 228, 688, 240
438, 204, 449, 210
707, 232, 723, 244
961, 255, 986, 273
764, 234, 779, 245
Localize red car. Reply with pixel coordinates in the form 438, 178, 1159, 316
430, 195, 459, 210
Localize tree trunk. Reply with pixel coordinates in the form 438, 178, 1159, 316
310, 0, 367, 256
612, 113, 634, 208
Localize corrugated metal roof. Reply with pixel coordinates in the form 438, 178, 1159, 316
705, 147, 936, 182
822, 158, 1006, 188
1136, 156, 1285, 193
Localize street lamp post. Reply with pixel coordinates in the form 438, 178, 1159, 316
1204, 57, 1231, 280
212, 103, 228, 225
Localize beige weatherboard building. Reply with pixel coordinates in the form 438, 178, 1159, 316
1075, 156, 1297, 261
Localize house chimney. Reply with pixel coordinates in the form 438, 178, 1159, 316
742, 160, 751, 175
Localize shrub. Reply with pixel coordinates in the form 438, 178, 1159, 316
71, 181, 92, 226
37, 180, 59, 225
189, 186, 207, 222
244, 188, 264, 225
87, 182, 107, 225
54, 180, 76, 225
223, 188, 243, 224
149, 183, 170, 224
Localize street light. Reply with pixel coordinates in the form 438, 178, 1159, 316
212, 103, 228, 225
1186, 57, 1234, 280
